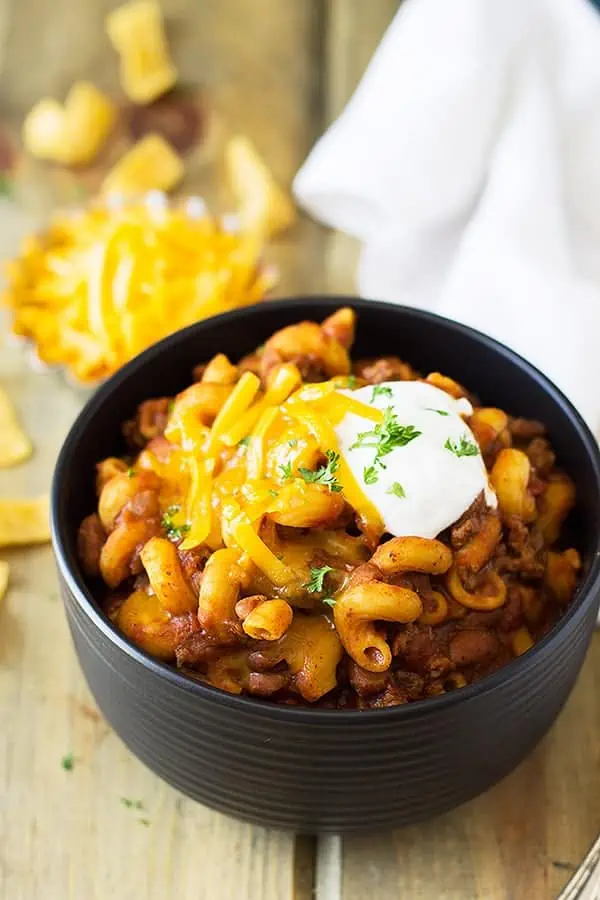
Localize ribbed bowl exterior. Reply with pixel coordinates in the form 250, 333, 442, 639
61, 577, 598, 832
52, 298, 600, 833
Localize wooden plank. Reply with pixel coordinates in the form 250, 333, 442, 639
341, 634, 600, 900
0, 338, 300, 900
0, 1, 327, 896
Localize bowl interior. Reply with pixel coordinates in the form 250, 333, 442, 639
52, 297, 600, 686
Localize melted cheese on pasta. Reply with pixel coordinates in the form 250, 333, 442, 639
153, 373, 495, 586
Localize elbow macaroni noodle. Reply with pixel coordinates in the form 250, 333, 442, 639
78, 309, 582, 708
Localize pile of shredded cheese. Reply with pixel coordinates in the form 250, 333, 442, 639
3, 199, 275, 384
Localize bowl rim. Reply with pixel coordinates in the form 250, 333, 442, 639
51, 295, 600, 723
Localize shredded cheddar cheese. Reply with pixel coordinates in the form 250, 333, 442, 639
246, 407, 279, 480
3, 202, 276, 384
233, 520, 292, 587
151, 369, 384, 584
284, 399, 384, 535
180, 456, 213, 551
221, 364, 301, 447
205, 371, 260, 457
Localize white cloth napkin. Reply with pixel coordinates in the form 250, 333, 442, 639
294, 0, 600, 437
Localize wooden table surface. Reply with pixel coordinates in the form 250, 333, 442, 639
0, 2, 598, 899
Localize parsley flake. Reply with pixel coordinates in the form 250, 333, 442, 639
139, 818, 151, 827
288, 439, 298, 448
161, 505, 191, 541
425, 408, 449, 416
386, 481, 406, 499
298, 450, 343, 493
371, 384, 393, 403
444, 435, 479, 458
167, 400, 175, 414
61, 753, 74, 771
238, 436, 251, 448
278, 461, 293, 480
267, 489, 279, 498
305, 565, 334, 594
363, 465, 379, 485
121, 798, 144, 810
346, 375, 358, 389
127, 467, 135, 478
322, 598, 337, 608
350, 407, 421, 474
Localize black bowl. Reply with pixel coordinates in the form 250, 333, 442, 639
51, 297, 600, 833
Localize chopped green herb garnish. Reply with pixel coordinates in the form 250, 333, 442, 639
121, 798, 144, 810
350, 407, 421, 474
257, 343, 265, 353
127, 467, 135, 478
139, 818, 151, 826
167, 400, 175, 414
299, 450, 342, 493
322, 598, 337, 608
444, 435, 479, 458
346, 375, 358, 389
278, 461, 293, 480
288, 439, 298, 448
371, 384, 393, 403
238, 436, 251, 448
386, 481, 406, 499
267, 489, 279, 498
61, 753, 74, 771
363, 465, 379, 485
425, 407, 449, 416
305, 565, 334, 594
161, 505, 191, 541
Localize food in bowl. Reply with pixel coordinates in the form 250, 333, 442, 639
76, 307, 581, 708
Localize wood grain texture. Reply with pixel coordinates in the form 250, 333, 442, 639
0, 1, 326, 897
341, 634, 600, 900
0, 1, 598, 898
0, 337, 300, 900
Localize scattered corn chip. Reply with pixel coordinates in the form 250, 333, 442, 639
0, 496, 50, 547
107, 0, 178, 104
22, 82, 116, 166
0, 560, 8, 603
102, 134, 183, 195
63, 82, 117, 165
225, 135, 296, 238
0, 388, 32, 467
3, 201, 276, 383
23, 98, 70, 163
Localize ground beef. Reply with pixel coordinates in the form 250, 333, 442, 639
175, 631, 232, 668
77, 514, 106, 577
509, 417, 546, 441
496, 519, 546, 580
352, 356, 417, 384
525, 437, 556, 478
123, 397, 171, 449
450, 493, 487, 549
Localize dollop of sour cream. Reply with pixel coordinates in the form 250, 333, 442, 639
335, 381, 496, 538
